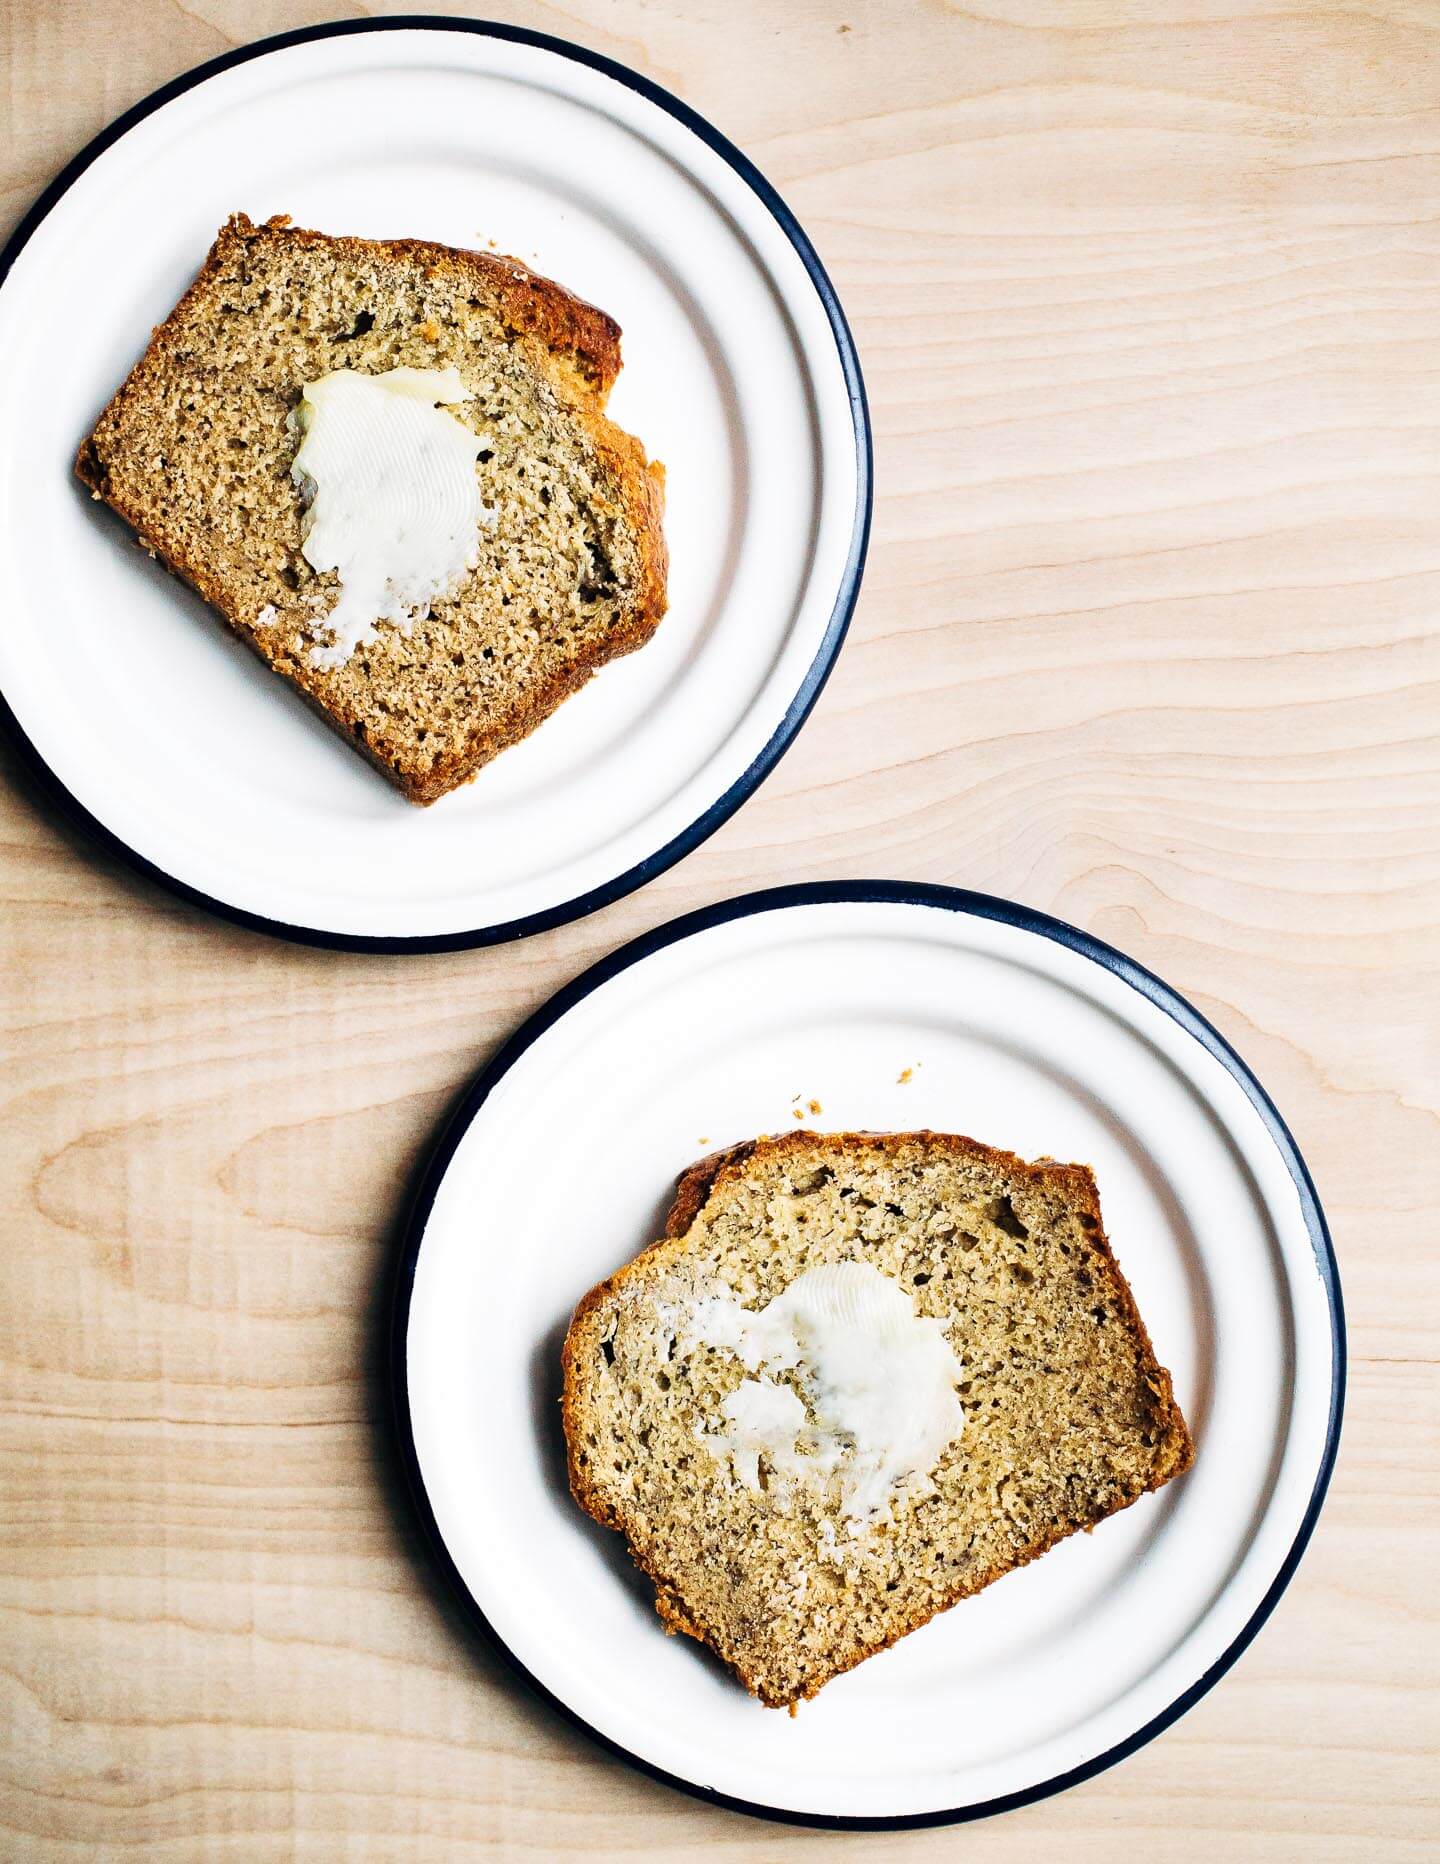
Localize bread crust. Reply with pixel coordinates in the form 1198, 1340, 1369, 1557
562, 1129, 1195, 1709
75, 213, 668, 805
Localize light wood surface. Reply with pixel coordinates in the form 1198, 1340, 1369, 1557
2, 1, 1437, 1856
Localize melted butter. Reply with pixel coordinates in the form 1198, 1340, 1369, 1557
716, 1378, 808, 1493
289, 367, 492, 670
689, 1261, 965, 1525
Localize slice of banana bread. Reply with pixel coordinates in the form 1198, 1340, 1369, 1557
562, 1130, 1193, 1709
76, 213, 667, 804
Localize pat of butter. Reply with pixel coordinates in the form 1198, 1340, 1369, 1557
690, 1261, 965, 1524
289, 367, 492, 670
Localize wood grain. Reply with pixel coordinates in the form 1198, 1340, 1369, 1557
2, 0, 1437, 1856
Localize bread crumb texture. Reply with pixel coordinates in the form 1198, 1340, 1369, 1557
562, 1130, 1193, 1709
76, 214, 668, 803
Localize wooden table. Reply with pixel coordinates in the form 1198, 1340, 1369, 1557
2, 2, 1436, 1856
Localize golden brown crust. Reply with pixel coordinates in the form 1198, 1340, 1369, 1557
663, 1140, 756, 1236
75, 213, 668, 806
562, 1129, 1195, 1709
226, 213, 624, 397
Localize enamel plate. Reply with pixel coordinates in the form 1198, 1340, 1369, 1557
396, 883, 1343, 1828
0, 21, 868, 948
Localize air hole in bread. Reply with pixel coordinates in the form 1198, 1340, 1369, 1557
991, 1196, 1029, 1239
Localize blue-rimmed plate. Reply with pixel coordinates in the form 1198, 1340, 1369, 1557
0, 20, 868, 949
395, 881, 1342, 1828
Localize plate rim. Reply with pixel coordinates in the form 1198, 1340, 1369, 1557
390, 877, 1346, 1830
0, 14, 872, 953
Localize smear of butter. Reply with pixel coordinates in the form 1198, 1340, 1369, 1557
716, 1377, 808, 1493
289, 367, 492, 670
689, 1261, 965, 1524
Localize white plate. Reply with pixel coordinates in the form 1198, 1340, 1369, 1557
395, 883, 1343, 1828
0, 21, 868, 948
